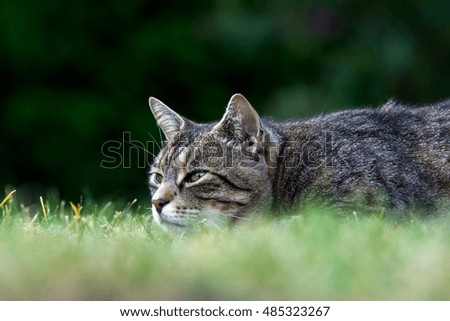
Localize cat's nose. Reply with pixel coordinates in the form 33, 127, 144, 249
152, 198, 168, 214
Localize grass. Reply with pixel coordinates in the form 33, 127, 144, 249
0, 190, 449, 300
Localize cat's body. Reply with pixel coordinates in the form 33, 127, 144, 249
148, 94, 450, 230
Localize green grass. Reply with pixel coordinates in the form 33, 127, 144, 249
0, 192, 449, 300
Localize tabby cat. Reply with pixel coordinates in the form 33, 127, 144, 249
148, 94, 450, 230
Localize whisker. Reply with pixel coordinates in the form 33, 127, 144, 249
147, 131, 162, 150
157, 127, 165, 145
199, 218, 221, 229
125, 140, 158, 158
198, 211, 253, 224
181, 214, 199, 218
212, 211, 253, 222
182, 210, 201, 214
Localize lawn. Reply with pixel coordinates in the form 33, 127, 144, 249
0, 190, 449, 300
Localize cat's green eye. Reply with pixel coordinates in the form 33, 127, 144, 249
185, 171, 207, 183
151, 173, 163, 185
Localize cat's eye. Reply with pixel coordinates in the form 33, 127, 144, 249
150, 173, 163, 186
184, 171, 207, 183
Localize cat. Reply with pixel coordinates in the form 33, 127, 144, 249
148, 93, 450, 230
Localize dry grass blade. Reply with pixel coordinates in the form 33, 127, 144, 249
0, 190, 16, 208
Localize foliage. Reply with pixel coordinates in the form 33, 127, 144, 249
1, 0, 449, 198
0, 192, 449, 300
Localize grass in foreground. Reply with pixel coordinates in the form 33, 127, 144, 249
0, 191, 449, 300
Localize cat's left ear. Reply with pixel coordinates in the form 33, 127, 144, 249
148, 97, 194, 141
212, 93, 263, 144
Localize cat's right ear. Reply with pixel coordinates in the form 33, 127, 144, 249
149, 97, 191, 141
212, 93, 263, 143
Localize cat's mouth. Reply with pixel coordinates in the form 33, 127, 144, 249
152, 205, 198, 229
152, 206, 233, 231
156, 212, 189, 227
160, 216, 187, 227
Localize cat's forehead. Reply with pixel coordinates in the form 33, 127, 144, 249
154, 137, 246, 177
152, 129, 230, 170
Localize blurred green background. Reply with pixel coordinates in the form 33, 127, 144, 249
1, 0, 449, 201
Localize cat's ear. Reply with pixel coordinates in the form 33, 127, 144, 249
212, 93, 263, 143
148, 97, 193, 140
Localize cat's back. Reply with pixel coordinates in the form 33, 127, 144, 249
281, 99, 450, 150
391, 100, 450, 194
273, 99, 450, 207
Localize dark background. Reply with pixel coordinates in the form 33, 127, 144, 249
1, 0, 449, 202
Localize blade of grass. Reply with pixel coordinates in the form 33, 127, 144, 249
0, 190, 16, 208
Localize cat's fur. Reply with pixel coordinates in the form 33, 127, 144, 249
148, 94, 450, 230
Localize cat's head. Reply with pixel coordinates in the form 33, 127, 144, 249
148, 94, 278, 231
